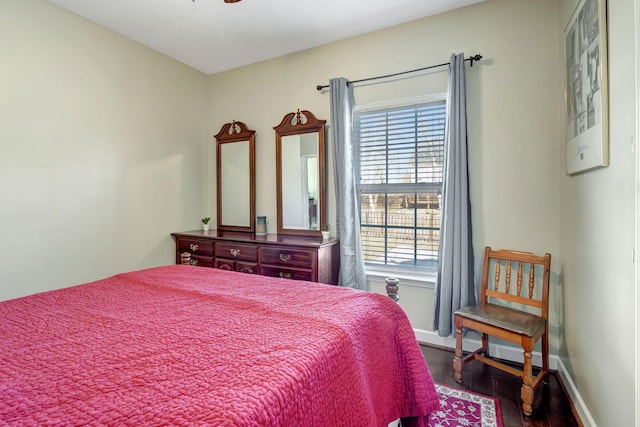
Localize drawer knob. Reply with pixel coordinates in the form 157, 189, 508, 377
189, 243, 199, 252
279, 272, 292, 279
190, 259, 199, 266
279, 253, 291, 262
230, 248, 240, 257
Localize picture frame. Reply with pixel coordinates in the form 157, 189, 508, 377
564, 0, 609, 175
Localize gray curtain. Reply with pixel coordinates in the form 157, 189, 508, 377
329, 77, 368, 290
433, 53, 475, 337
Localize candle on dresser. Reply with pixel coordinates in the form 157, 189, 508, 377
256, 216, 267, 236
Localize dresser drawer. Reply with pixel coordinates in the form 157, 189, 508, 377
260, 247, 314, 268
261, 266, 314, 282
177, 238, 214, 257
216, 242, 258, 262
236, 261, 259, 274
187, 255, 214, 268
215, 259, 258, 274
215, 259, 235, 271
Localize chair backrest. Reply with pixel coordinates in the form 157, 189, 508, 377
480, 246, 551, 320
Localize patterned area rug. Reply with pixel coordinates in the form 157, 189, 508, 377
428, 384, 503, 427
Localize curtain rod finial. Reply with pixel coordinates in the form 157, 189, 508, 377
469, 54, 483, 66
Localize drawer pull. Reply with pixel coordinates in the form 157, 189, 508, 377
279, 272, 292, 279
189, 243, 199, 252
279, 253, 291, 262
190, 259, 199, 266
230, 248, 241, 257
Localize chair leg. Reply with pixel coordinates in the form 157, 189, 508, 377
521, 347, 534, 416
542, 329, 549, 385
453, 317, 463, 383
482, 333, 489, 357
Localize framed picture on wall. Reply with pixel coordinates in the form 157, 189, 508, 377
564, 0, 609, 175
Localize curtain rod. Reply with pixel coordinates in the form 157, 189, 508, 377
315, 53, 482, 92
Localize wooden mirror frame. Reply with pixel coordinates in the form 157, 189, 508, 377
274, 110, 326, 237
215, 121, 256, 233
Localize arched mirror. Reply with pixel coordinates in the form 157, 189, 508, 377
274, 110, 326, 237
215, 121, 255, 233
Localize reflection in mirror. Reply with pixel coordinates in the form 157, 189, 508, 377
281, 133, 319, 230
220, 141, 250, 227
275, 110, 326, 237
215, 121, 255, 233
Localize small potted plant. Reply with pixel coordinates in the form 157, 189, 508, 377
321, 224, 330, 240
201, 216, 211, 232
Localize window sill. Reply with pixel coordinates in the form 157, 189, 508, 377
365, 266, 436, 289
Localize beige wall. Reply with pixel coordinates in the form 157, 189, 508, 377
0, 0, 209, 300
208, 0, 563, 348
558, 0, 637, 425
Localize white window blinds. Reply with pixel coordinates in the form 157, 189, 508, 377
354, 100, 446, 269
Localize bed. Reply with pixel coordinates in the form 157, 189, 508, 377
0, 265, 439, 426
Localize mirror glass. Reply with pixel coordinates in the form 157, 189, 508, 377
220, 141, 250, 227
281, 133, 320, 230
215, 121, 255, 233
275, 110, 326, 237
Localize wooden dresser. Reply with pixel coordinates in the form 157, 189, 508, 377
171, 230, 340, 285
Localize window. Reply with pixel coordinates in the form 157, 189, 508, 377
354, 98, 445, 272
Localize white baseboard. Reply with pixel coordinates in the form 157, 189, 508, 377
555, 357, 597, 427
414, 328, 595, 427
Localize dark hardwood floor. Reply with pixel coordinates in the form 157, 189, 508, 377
419, 344, 580, 427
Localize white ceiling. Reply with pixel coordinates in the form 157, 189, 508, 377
48, 0, 485, 75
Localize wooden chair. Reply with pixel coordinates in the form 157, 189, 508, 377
453, 246, 551, 416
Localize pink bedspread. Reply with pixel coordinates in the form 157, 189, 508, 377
0, 265, 439, 426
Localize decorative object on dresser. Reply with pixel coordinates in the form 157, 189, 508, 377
215, 120, 256, 233
321, 223, 330, 240
255, 216, 267, 236
171, 230, 339, 284
201, 216, 211, 232
274, 109, 326, 237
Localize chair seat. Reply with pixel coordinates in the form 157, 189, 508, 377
456, 303, 546, 338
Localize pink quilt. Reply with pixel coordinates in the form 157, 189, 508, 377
0, 265, 439, 426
